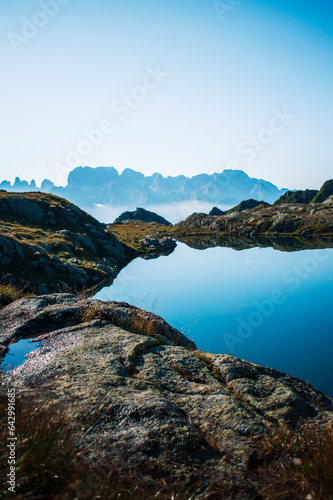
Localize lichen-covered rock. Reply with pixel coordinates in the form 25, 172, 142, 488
175, 199, 333, 237
0, 192, 135, 293
0, 294, 195, 351
1, 295, 332, 498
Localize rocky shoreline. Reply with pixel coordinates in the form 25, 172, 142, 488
110, 189, 333, 255
1, 190, 333, 297
1, 294, 333, 498
174, 196, 333, 238
1, 189, 333, 497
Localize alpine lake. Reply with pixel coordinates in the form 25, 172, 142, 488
95, 240, 333, 398
2, 238, 333, 398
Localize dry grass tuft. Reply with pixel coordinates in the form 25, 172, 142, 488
0, 392, 78, 498
254, 420, 333, 499
80, 302, 185, 346
0, 283, 26, 309
80, 302, 105, 322
0, 389, 232, 499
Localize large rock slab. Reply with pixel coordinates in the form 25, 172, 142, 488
1, 295, 333, 498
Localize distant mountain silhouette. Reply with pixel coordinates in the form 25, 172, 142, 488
0, 167, 287, 208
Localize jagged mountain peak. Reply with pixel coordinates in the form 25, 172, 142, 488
0, 166, 287, 208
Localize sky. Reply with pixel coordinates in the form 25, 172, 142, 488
1, 0, 333, 190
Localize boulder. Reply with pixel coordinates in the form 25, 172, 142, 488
1, 295, 332, 498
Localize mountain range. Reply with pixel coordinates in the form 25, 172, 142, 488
0, 166, 287, 208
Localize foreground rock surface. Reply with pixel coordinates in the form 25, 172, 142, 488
1, 295, 333, 498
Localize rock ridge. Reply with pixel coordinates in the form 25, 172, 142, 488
0, 191, 135, 294
175, 197, 333, 238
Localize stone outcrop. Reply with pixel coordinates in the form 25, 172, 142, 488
1, 295, 332, 498
209, 206, 225, 216
114, 207, 172, 226
274, 189, 318, 205
175, 196, 333, 238
227, 198, 270, 214
0, 192, 135, 294
274, 179, 333, 205
139, 236, 176, 257
0, 191, 106, 228
312, 179, 333, 203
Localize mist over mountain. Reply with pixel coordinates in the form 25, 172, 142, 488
0, 167, 287, 213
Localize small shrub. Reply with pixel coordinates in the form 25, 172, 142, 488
80, 304, 166, 342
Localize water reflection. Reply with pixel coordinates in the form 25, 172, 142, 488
95, 242, 333, 397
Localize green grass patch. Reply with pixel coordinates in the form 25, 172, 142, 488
0, 284, 26, 309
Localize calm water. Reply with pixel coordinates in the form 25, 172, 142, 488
95, 243, 333, 397
1, 339, 42, 372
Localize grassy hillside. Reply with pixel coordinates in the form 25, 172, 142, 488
0, 192, 134, 295
274, 179, 333, 205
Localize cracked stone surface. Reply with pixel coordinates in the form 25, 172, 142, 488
1, 294, 333, 498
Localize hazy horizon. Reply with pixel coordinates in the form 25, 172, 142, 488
1, 0, 332, 190
1, 164, 291, 189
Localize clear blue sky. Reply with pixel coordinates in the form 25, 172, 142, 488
1, 0, 332, 189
